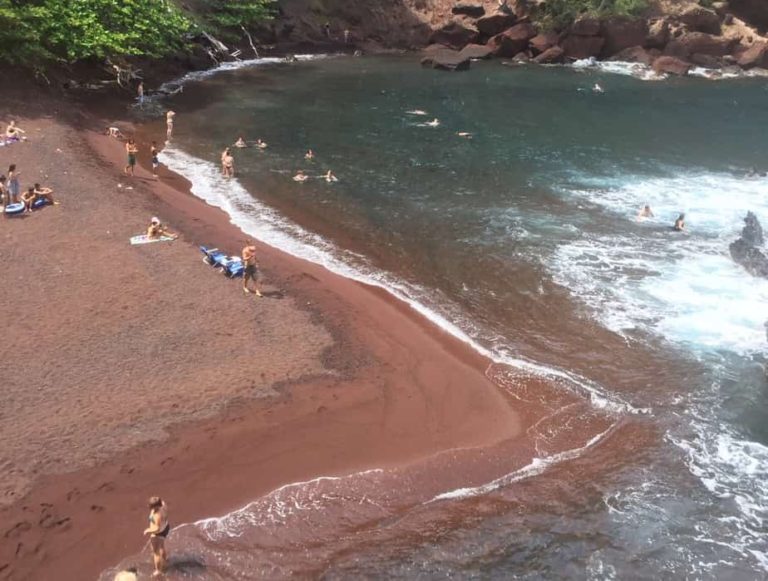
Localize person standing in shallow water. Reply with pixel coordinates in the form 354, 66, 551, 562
144, 496, 170, 577
166, 111, 176, 141
673, 213, 686, 232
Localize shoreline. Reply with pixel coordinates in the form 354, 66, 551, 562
0, 95, 537, 579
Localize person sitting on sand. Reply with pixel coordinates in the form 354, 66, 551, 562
5, 121, 26, 142
106, 126, 125, 139
234, 136, 248, 148
673, 213, 686, 232
21, 186, 36, 213
637, 204, 654, 221
293, 170, 308, 183
255, 139, 268, 150
305, 149, 314, 161
147, 216, 178, 239
33, 183, 57, 205
242, 241, 262, 296
144, 496, 170, 577
325, 170, 338, 183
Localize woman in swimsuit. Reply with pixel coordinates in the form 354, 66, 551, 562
124, 139, 138, 176
7, 164, 20, 204
150, 141, 160, 178
222, 148, 235, 178
144, 496, 170, 577
166, 111, 176, 141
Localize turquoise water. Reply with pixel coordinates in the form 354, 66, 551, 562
109, 56, 768, 579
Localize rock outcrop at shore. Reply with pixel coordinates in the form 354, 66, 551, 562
264, 0, 768, 76
729, 212, 768, 278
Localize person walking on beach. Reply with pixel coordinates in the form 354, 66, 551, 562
151, 141, 160, 178
124, 139, 138, 176
7, 164, 20, 204
166, 111, 176, 141
222, 148, 235, 178
242, 242, 262, 296
144, 496, 170, 577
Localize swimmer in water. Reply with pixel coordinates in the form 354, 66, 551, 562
255, 139, 268, 149
234, 136, 248, 148
636, 204, 654, 221
425, 118, 440, 127
325, 170, 338, 183
457, 132, 473, 139
673, 213, 686, 232
305, 149, 314, 160
593, 83, 604, 93
406, 109, 428, 116
293, 170, 308, 182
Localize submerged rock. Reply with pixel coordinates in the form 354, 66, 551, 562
653, 55, 692, 75
421, 48, 471, 71
730, 212, 768, 278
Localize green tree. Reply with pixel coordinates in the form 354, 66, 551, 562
535, 0, 649, 30
196, 0, 276, 34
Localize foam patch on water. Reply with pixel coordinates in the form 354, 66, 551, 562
551, 171, 768, 354
569, 58, 768, 82
159, 145, 639, 416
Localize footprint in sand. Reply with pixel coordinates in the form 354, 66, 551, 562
4, 521, 31, 539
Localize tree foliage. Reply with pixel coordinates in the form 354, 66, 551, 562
0, 0, 191, 67
534, 0, 650, 31
191, 0, 276, 39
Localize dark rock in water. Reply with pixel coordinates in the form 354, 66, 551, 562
653, 55, 692, 75
562, 34, 605, 59
476, 13, 517, 37
421, 48, 471, 71
730, 212, 768, 278
532, 45, 564, 64
429, 21, 479, 49
458, 43, 494, 59
690, 52, 723, 68
452, 3, 485, 18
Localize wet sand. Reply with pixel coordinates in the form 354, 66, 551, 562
0, 100, 528, 580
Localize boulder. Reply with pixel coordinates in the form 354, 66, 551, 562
452, 3, 485, 18
645, 18, 670, 49
429, 21, 479, 49
730, 212, 768, 278
421, 48, 472, 71
459, 43, 494, 59
653, 55, 692, 75
600, 16, 649, 58
737, 41, 768, 68
571, 16, 601, 36
678, 5, 722, 35
690, 52, 723, 68
476, 13, 518, 37
664, 32, 737, 58
562, 34, 605, 59
609, 45, 656, 65
729, 0, 768, 33
487, 22, 537, 57
529, 32, 560, 54
712, 2, 730, 17
532, 45, 565, 64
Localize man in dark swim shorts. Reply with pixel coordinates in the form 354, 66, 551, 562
242, 242, 262, 297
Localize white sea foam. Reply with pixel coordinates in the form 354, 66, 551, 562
159, 145, 639, 416
551, 171, 768, 354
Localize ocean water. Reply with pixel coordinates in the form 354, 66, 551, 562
106, 56, 768, 579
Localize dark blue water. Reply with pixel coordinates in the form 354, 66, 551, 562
106, 55, 768, 579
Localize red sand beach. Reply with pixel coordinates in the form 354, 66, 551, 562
0, 97, 535, 579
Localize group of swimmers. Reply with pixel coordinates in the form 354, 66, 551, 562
637, 204, 686, 231
224, 139, 339, 183
0, 163, 58, 213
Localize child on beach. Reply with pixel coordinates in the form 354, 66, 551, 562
151, 141, 160, 178
21, 187, 36, 212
